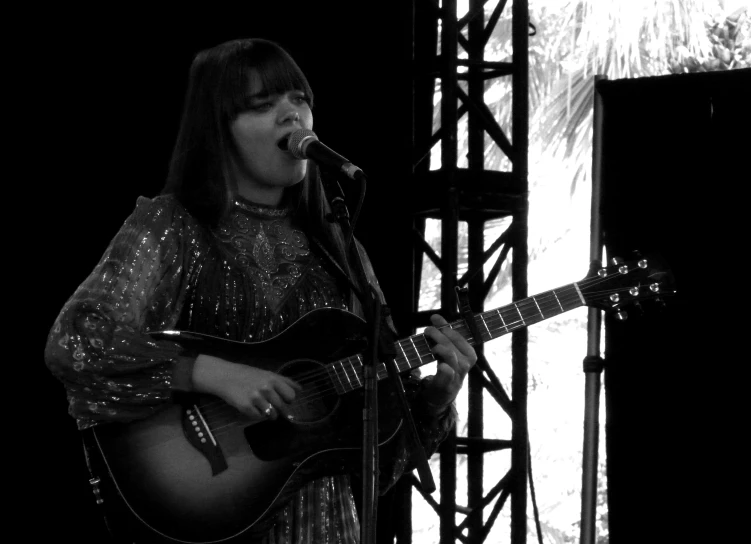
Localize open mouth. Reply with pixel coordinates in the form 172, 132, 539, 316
277, 135, 291, 151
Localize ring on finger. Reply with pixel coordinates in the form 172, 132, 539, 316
264, 404, 273, 417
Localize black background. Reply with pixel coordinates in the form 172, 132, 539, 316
15, 3, 750, 542
23, 4, 414, 542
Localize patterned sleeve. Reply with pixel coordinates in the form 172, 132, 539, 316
44, 195, 197, 429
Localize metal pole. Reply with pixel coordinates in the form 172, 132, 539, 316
580, 74, 608, 544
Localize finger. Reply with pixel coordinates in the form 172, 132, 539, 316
429, 314, 477, 365
433, 342, 470, 373
274, 380, 300, 403
425, 315, 466, 350
248, 387, 277, 419
432, 343, 460, 371
435, 348, 473, 390
424, 316, 452, 346
281, 375, 304, 391
433, 315, 476, 357
423, 364, 459, 408
431, 362, 457, 390
251, 397, 273, 420
430, 313, 450, 327
263, 390, 291, 421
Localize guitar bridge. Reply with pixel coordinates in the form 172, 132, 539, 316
181, 402, 229, 476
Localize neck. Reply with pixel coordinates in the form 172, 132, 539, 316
236, 182, 284, 207
327, 283, 587, 395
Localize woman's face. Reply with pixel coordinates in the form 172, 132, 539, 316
229, 73, 313, 205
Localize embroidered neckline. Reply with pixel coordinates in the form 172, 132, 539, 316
233, 196, 292, 218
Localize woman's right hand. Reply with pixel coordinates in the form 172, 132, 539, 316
191, 354, 302, 422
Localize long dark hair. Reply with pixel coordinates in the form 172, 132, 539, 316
162, 38, 352, 280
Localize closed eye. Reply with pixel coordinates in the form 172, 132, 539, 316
290, 93, 311, 105
241, 91, 310, 113
249, 102, 273, 112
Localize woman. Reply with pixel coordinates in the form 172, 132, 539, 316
44, 38, 475, 543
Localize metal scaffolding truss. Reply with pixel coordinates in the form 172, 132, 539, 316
404, 0, 530, 542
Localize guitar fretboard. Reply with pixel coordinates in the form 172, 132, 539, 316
326, 282, 585, 394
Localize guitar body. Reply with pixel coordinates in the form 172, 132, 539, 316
87, 308, 403, 543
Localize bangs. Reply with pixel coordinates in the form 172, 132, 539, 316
223, 40, 314, 118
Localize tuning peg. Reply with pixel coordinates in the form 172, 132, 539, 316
638, 259, 648, 269
610, 256, 629, 274
615, 310, 628, 321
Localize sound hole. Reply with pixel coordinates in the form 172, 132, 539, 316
280, 359, 338, 423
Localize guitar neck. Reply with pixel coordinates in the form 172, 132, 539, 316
328, 282, 586, 394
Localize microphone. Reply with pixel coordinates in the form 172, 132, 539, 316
287, 129, 365, 181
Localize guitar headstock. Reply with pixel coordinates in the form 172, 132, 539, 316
579, 253, 676, 319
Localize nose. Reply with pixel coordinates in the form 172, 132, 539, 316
278, 109, 301, 125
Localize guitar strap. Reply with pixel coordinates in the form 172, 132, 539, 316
79, 427, 135, 541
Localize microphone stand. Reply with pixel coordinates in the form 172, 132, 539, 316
580, 74, 607, 544
318, 171, 435, 544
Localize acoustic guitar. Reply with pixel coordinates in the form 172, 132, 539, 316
84, 255, 673, 543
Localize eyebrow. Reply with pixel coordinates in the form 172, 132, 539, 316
248, 89, 305, 99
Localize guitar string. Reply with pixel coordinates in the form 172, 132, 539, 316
198, 291, 564, 420
201, 285, 609, 435
201, 269, 642, 418
198, 274, 636, 426
222, 264, 656, 416
197, 272, 636, 420
200, 283, 582, 412
199, 286, 622, 425
203, 290, 649, 433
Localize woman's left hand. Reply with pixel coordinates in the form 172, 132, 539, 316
421, 314, 477, 412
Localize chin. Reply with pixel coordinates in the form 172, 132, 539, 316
289, 166, 308, 186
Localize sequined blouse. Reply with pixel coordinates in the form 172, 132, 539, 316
44, 194, 456, 543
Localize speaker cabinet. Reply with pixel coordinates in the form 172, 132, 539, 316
596, 69, 750, 543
